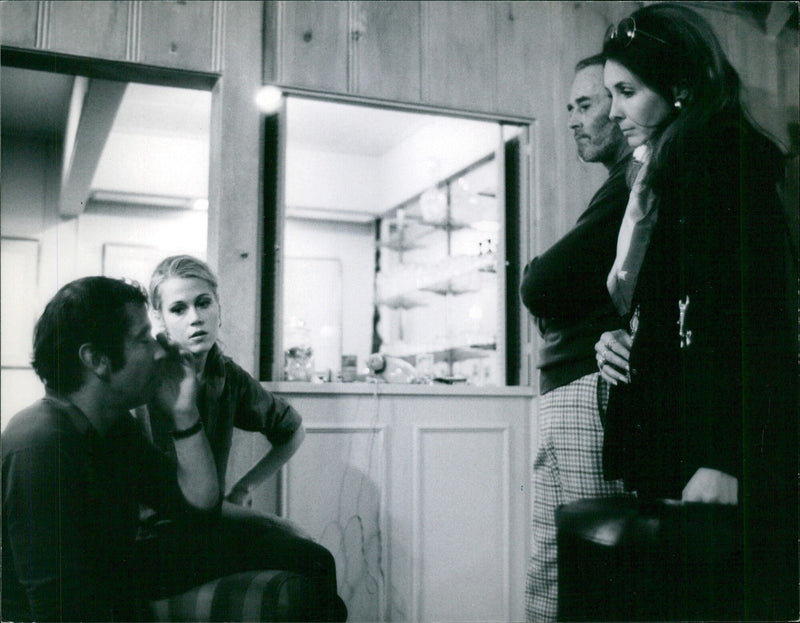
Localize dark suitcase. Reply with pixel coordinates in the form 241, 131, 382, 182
556, 496, 743, 621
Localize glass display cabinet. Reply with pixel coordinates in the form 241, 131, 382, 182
375, 155, 501, 385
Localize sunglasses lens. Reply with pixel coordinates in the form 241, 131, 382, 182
605, 18, 635, 47
604, 23, 616, 44
619, 18, 635, 45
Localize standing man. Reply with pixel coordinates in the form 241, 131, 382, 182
521, 55, 632, 623
2, 276, 219, 621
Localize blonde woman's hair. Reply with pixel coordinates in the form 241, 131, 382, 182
149, 255, 219, 312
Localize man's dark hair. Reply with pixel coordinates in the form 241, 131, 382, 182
32, 276, 148, 394
574, 54, 605, 72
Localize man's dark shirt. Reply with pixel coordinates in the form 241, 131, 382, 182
520, 154, 632, 393
2, 395, 192, 621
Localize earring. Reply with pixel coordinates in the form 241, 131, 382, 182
674, 100, 682, 111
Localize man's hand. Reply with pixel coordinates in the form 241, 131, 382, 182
153, 333, 199, 427
682, 467, 738, 505
595, 329, 633, 386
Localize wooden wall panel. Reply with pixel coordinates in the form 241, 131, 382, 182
502, 2, 614, 256
138, 0, 216, 71
48, 0, 128, 61
354, 0, 421, 102
208, 0, 263, 375
495, 1, 556, 118
550, 2, 614, 242
277, 0, 349, 92
421, 1, 496, 112
0, 1, 39, 48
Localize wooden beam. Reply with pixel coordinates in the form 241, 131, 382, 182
59, 79, 127, 216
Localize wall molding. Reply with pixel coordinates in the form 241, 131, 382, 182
35, 0, 51, 49
125, 1, 141, 63
211, 0, 225, 73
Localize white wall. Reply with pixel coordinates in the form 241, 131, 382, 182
285, 146, 381, 214
378, 119, 500, 211
1, 133, 207, 428
283, 217, 377, 373
285, 102, 501, 218
92, 132, 209, 199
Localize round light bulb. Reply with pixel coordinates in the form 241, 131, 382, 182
255, 86, 283, 114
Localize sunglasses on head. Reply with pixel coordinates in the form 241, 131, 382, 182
604, 17, 668, 48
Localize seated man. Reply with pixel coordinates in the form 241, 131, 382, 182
2, 276, 219, 621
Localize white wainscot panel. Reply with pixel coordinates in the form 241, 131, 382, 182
414, 425, 510, 622
285, 424, 388, 622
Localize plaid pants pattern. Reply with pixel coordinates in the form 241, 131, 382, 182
525, 373, 627, 622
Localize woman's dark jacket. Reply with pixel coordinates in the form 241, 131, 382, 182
603, 119, 797, 504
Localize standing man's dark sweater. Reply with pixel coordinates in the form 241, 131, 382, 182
521, 153, 632, 394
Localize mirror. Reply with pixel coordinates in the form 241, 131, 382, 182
279, 96, 525, 385
1, 65, 212, 425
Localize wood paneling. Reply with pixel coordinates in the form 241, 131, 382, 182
353, 0, 421, 102
2, 1, 221, 73
0, 0, 39, 48
277, 0, 349, 92
48, 0, 128, 60
208, 0, 263, 375
495, 1, 555, 118
421, 1, 496, 112
139, 0, 216, 71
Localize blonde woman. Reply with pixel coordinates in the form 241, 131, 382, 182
136, 255, 346, 621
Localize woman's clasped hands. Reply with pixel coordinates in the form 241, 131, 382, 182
595, 329, 633, 386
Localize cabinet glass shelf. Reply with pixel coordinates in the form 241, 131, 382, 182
375, 153, 501, 384
377, 294, 429, 310
419, 280, 480, 296
384, 343, 496, 364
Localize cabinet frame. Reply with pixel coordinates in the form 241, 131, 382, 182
260, 91, 536, 387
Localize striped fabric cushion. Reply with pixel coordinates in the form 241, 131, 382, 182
149, 570, 310, 622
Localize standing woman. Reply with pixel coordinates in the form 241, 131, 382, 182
594, 4, 797, 620
137, 255, 347, 621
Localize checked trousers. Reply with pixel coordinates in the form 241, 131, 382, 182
525, 373, 627, 622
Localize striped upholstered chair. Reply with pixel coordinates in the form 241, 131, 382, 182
149, 570, 312, 622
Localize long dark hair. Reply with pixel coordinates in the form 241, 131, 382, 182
602, 3, 781, 196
